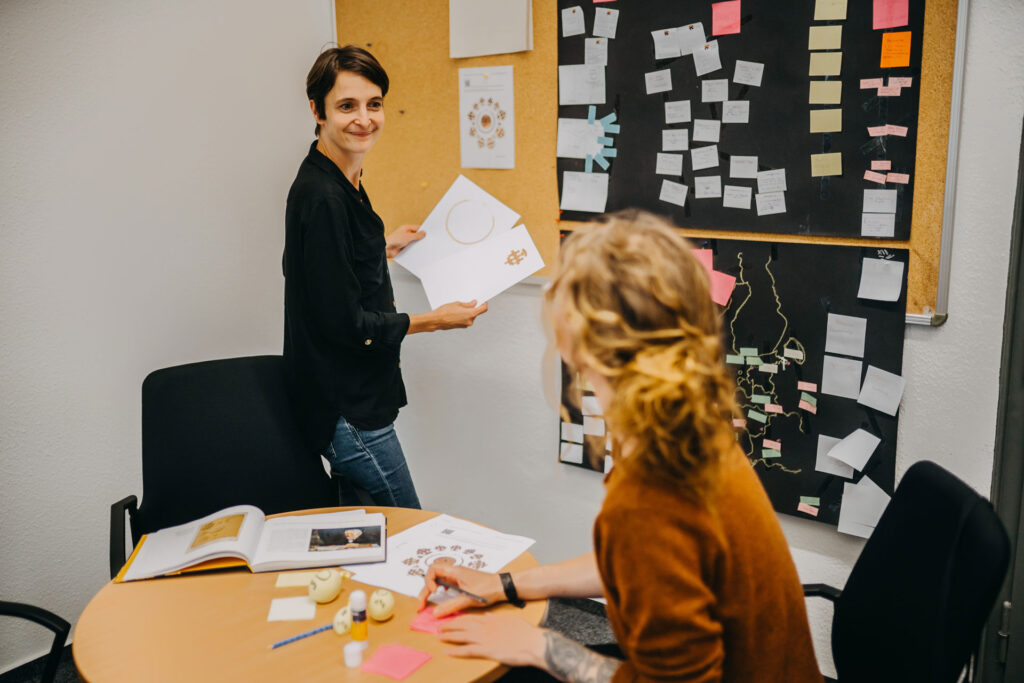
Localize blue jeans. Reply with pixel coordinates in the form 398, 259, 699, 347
324, 415, 421, 509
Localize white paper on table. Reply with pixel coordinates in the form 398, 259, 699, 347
459, 66, 514, 170
757, 169, 787, 193
677, 23, 707, 54
561, 6, 585, 37
645, 69, 673, 95
560, 171, 609, 213
584, 38, 608, 65
267, 596, 316, 622
838, 476, 891, 539
560, 441, 584, 464
449, 0, 532, 59
418, 225, 543, 309
702, 79, 729, 102
393, 175, 520, 277
858, 365, 906, 416
583, 416, 606, 437
592, 8, 619, 38
863, 189, 898, 213
828, 429, 881, 472
755, 191, 786, 216
815, 435, 854, 478
274, 571, 320, 588
730, 155, 758, 178
858, 257, 905, 301
694, 175, 722, 199
693, 119, 721, 143
651, 28, 681, 60
662, 129, 689, 151
659, 180, 688, 207
556, 118, 606, 159
561, 421, 584, 443
656, 153, 684, 176
559, 65, 606, 105
722, 185, 752, 209
821, 354, 863, 399
665, 100, 692, 124
733, 60, 764, 87
825, 313, 867, 358
693, 41, 722, 76
347, 514, 535, 598
691, 145, 719, 171
861, 212, 896, 237
722, 100, 750, 124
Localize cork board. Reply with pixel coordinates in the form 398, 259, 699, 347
335, 0, 960, 317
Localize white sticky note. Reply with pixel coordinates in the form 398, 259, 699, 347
584, 38, 608, 65
863, 189, 898, 214
722, 185, 752, 209
267, 596, 317, 622
702, 79, 729, 102
561, 421, 584, 443
560, 441, 584, 464
651, 28, 681, 60
825, 313, 867, 358
561, 6, 585, 37
677, 22, 707, 54
558, 65, 606, 105
593, 8, 619, 39
861, 213, 896, 237
755, 191, 786, 216
693, 41, 722, 77
659, 179, 688, 207
821, 354, 862, 399
730, 155, 759, 178
733, 60, 764, 87
815, 435, 854, 478
808, 25, 842, 50
604, 455, 614, 473
691, 145, 719, 171
556, 118, 605, 159
657, 129, 687, 153
693, 119, 721, 143
665, 100, 692, 124
809, 80, 843, 105
858, 365, 906, 416
275, 571, 320, 588
656, 153, 684, 176
581, 395, 602, 416
827, 429, 881, 472
560, 171, 609, 213
722, 100, 750, 124
783, 347, 805, 361
838, 476, 891, 539
645, 69, 673, 95
809, 51, 843, 76
694, 175, 722, 199
815, 0, 848, 20
858, 257, 905, 301
583, 415, 606, 437
757, 169, 787, 193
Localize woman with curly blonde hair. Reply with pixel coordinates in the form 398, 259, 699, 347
417, 211, 822, 683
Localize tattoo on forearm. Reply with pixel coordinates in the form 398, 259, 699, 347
542, 631, 619, 683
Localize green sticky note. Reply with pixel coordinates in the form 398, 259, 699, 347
800, 392, 818, 406
739, 347, 759, 356
762, 449, 782, 458
751, 395, 770, 404
745, 356, 763, 365
800, 496, 821, 506
725, 354, 745, 364
747, 409, 767, 424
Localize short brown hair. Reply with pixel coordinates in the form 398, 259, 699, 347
306, 45, 389, 137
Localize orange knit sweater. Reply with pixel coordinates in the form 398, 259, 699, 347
594, 446, 823, 683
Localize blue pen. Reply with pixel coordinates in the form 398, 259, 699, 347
270, 623, 332, 649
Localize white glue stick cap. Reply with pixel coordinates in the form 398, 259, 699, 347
349, 590, 367, 611
343, 641, 363, 667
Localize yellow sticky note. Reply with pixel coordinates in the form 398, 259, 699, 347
808, 25, 842, 50
811, 153, 843, 177
814, 0, 847, 21
810, 108, 843, 133
809, 80, 842, 105
809, 52, 843, 76
880, 31, 911, 68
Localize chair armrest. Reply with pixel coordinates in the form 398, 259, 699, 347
802, 583, 842, 603
0, 601, 70, 683
110, 495, 138, 579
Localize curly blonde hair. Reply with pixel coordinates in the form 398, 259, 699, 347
547, 210, 739, 498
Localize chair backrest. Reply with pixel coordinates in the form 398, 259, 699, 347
133, 355, 336, 539
832, 460, 1010, 682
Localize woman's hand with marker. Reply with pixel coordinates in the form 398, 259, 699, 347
415, 562, 504, 617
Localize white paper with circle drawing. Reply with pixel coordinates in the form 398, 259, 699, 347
459, 66, 514, 169
393, 175, 520, 278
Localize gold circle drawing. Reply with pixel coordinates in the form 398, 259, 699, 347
445, 200, 495, 245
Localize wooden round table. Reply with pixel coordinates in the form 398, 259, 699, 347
74, 507, 545, 682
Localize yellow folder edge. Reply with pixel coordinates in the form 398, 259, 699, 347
113, 534, 249, 583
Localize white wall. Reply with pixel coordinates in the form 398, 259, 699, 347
1, 0, 1021, 677
0, 0, 333, 671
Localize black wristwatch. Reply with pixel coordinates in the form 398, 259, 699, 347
499, 571, 526, 608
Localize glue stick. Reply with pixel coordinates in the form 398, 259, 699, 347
349, 589, 368, 646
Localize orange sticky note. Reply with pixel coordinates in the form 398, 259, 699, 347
880, 31, 911, 68
712, 1, 742, 36
873, 0, 909, 30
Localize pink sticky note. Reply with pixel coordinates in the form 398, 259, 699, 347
871, 160, 892, 171
886, 172, 910, 184
864, 170, 888, 184
874, 0, 909, 30
409, 608, 463, 635
798, 400, 817, 414
797, 381, 818, 392
889, 76, 913, 88
692, 248, 714, 275
362, 644, 432, 681
860, 78, 884, 89
593, 0, 616, 3
763, 439, 782, 450
886, 124, 909, 137
798, 502, 820, 516
709, 270, 737, 306
867, 126, 889, 137
877, 85, 902, 96
732, 418, 746, 428
712, 0, 741, 36
764, 404, 783, 414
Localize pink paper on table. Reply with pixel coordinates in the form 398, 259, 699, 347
864, 171, 888, 184
871, 160, 892, 171
886, 173, 910, 184
860, 78, 884, 89
692, 248, 714, 275
712, 0, 741, 36
798, 400, 817, 414
885, 124, 908, 136
362, 644, 432, 681
763, 439, 782, 450
409, 608, 463, 635
797, 502, 820, 517
873, 0, 909, 30
867, 126, 888, 137
797, 381, 818, 392
709, 270, 737, 306
877, 85, 902, 96
889, 76, 913, 87
764, 404, 783, 414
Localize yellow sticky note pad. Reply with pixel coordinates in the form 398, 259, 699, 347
810, 108, 843, 133
811, 153, 843, 177
809, 80, 842, 105
814, 0, 847, 21
880, 31, 911, 68
809, 52, 843, 76
808, 25, 842, 50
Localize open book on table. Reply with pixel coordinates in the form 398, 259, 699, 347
117, 505, 386, 582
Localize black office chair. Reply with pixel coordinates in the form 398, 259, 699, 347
0, 601, 70, 683
109, 355, 338, 578
803, 460, 1010, 683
